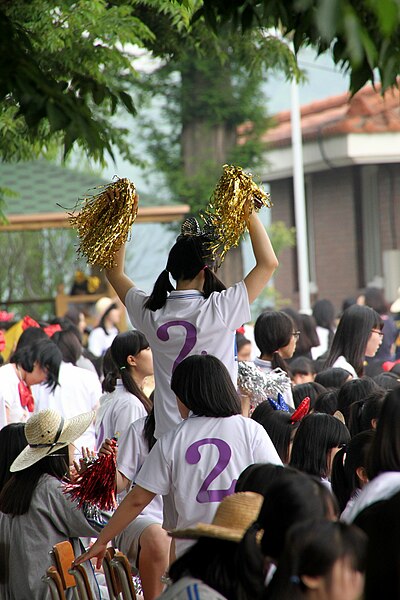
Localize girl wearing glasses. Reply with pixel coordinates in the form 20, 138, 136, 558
324, 305, 383, 379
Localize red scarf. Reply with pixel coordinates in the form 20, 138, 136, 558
18, 379, 35, 413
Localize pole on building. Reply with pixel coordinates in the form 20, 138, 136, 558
290, 77, 311, 313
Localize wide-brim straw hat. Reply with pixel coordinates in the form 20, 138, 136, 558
169, 491, 263, 543
10, 409, 95, 472
390, 287, 400, 313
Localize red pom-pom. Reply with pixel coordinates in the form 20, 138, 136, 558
64, 450, 117, 511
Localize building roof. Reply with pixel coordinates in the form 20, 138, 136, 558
0, 159, 189, 230
262, 84, 400, 148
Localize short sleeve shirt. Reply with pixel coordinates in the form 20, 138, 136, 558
125, 282, 251, 438
0, 363, 28, 429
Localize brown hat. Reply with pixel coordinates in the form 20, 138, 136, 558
10, 409, 94, 472
169, 492, 263, 543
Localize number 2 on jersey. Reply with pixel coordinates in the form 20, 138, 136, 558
185, 438, 236, 503
156, 320, 197, 372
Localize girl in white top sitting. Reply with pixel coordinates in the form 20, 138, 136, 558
253, 310, 297, 408
324, 304, 383, 379
75, 354, 282, 570
95, 330, 153, 447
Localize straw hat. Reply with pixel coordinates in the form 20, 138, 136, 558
10, 409, 95, 472
390, 287, 400, 314
94, 297, 115, 319
169, 492, 263, 543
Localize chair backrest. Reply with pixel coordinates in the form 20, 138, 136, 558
52, 540, 76, 589
68, 563, 95, 600
111, 551, 137, 600
42, 566, 67, 600
103, 547, 122, 600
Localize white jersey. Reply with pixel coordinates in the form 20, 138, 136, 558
117, 417, 163, 522
88, 326, 118, 357
125, 282, 251, 438
0, 363, 29, 428
32, 362, 101, 451
136, 414, 282, 555
95, 381, 147, 448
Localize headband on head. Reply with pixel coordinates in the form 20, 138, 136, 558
268, 392, 291, 413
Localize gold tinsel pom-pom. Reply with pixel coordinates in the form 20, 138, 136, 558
202, 165, 272, 262
69, 178, 137, 269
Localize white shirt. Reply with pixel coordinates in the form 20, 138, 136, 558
342, 471, 400, 523
88, 326, 118, 357
95, 381, 147, 448
136, 414, 282, 555
253, 357, 294, 408
0, 363, 29, 428
117, 417, 163, 522
331, 355, 358, 379
311, 326, 330, 360
125, 282, 251, 438
32, 362, 101, 451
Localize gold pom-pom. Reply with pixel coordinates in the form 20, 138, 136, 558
202, 165, 272, 262
69, 178, 137, 269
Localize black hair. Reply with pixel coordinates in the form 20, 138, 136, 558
145, 235, 226, 311
290, 413, 350, 479
142, 403, 157, 453
0, 423, 27, 492
324, 305, 383, 377
254, 311, 294, 374
11, 337, 62, 392
364, 286, 388, 315
251, 408, 299, 464
52, 329, 82, 365
312, 299, 336, 330
168, 536, 264, 600
296, 313, 320, 356
50, 316, 83, 344
235, 464, 287, 495
315, 367, 351, 389
372, 371, 400, 390
0, 445, 69, 515
331, 430, 375, 513
103, 331, 152, 414
265, 520, 367, 600
292, 381, 326, 409
314, 389, 339, 415
289, 356, 315, 377
347, 388, 387, 436
14, 326, 47, 350
337, 376, 380, 424
367, 388, 400, 479
255, 471, 335, 561
171, 354, 241, 417
99, 302, 119, 335
236, 333, 251, 353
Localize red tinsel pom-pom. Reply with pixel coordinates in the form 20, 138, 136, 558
63, 451, 117, 511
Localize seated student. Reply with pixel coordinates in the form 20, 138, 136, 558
265, 519, 366, 600
75, 355, 282, 568
314, 367, 352, 389
292, 381, 326, 410
0, 409, 103, 600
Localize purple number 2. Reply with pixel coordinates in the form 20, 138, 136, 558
186, 438, 236, 503
157, 320, 197, 372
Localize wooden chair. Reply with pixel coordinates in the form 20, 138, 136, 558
102, 547, 123, 600
110, 551, 137, 600
48, 540, 94, 600
42, 565, 67, 600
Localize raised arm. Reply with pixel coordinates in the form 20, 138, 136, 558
243, 212, 279, 304
73, 485, 155, 569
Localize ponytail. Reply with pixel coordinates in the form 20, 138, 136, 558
203, 267, 226, 297
120, 367, 153, 414
271, 351, 291, 377
145, 270, 174, 311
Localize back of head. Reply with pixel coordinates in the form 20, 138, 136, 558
171, 354, 241, 417
252, 411, 297, 464
314, 389, 339, 415
265, 520, 366, 600
367, 388, 400, 479
312, 299, 335, 330
292, 381, 326, 409
235, 464, 287, 495
296, 313, 320, 354
0, 423, 27, 492
337, 376, 380, 424
52, 329, 82, 364
290, 413, 350, 478
254, 311, 293, 356
14, 326, 47, 351
315, 367, 351, 389
373, 371, 400, 390
364, 286, 388, 314
325, 305, 382, 376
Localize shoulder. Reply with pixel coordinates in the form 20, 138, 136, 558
161, 577, 227, 600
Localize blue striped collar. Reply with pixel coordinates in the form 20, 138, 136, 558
167, 290, 204, 300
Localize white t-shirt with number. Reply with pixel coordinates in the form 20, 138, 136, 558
95, 381, 147, 448
135, 413, 282, 555
117, 417, 163, 522
125, 282, 251, 438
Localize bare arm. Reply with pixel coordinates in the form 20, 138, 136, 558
243, 212, 279, 304
105, 244, 135, 305
74, 485, 155, 569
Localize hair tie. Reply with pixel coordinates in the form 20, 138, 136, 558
202, 265, 208, 271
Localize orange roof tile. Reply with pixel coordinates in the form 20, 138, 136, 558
260, 84, 400, 147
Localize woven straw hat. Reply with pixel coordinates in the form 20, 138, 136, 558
169, 492, 263, 543
10, 409, 94, 472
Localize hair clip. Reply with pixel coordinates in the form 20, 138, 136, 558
268, 392, 291, 413
177, 217, 202, 240
290, 397, 310, 423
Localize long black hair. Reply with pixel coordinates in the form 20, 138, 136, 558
251, 407, 299, 464
11, 337, 62, 392
0, 446, 69, 515
171, 354, 241, 417
0, 423, 27, 492
324, 304, 383, 377
367, 388, 400, 479
145, 235, 226, 311
103, 331, 153, 414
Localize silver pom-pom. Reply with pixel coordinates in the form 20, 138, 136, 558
237, 361, 289, 414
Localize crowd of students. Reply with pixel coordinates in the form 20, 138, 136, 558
0, 206, 400, 600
